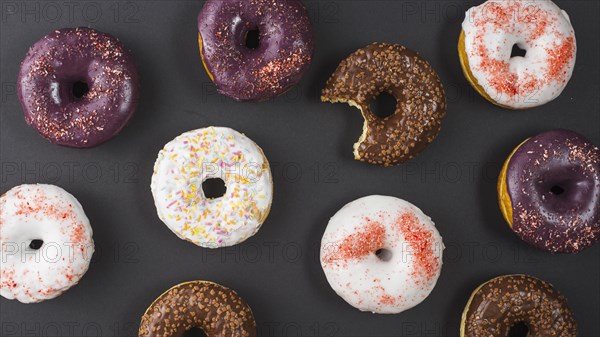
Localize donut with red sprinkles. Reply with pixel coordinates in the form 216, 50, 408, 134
0, 184, 94, 303
460, 0, 576, 109
320, 195, 444, 314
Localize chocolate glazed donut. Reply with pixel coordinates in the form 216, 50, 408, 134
18, 27, 139, 148
198, 0, 314, 101
461, 275, 577, 337
321, 43, 446, 166
498, 129, 600, 253
139, 281, 256, 337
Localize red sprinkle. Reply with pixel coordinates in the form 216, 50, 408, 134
323, 220, 386, 264
547, 37, 575, 79
396, 212, 439, 282
70, 223, 85, 243
379, 294, 396, 305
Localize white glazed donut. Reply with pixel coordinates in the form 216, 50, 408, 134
461, 0, 576, 109
0, 184, 94, 303
320, 195, 444, 314
151, 127, 273, 248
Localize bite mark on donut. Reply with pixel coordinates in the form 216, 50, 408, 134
320, 97, 368, 161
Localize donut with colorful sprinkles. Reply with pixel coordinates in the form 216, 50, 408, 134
150, 127, 273, 248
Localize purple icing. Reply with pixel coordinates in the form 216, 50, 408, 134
198, 0, 314, 101
18, 27, 139, 148
506, 129, 600, 253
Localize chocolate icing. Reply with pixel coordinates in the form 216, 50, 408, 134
139, 281, 256, 337
506, 129, 600, 253
18, 27, 139, 148
321, 43, 446, 166
197, 0, 314, 101
462, 275, 577, 337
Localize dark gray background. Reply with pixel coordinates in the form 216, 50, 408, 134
1, 0, 599, 336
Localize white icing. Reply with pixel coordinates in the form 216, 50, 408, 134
462, 0, 576, 109
151, 127, 273, 248
0, 184, 94, 303
320, 195, 444, 314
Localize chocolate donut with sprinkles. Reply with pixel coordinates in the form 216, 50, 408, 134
461, 275, 577, 337
197, 0, 315, 101
498, 129, 600, 253
139, 281, 256, 337
320, 195, 444, 314
151, 127, 273, 248
322, 43, 446, 166
18, 27, 139, 148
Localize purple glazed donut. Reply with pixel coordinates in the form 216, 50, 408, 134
498, 129, 600, 253
197, 0, 314, 102
18, 27, 139, 148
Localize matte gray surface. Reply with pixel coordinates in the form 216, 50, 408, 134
1, 0, 599, 336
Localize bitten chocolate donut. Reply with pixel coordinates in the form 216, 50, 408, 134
139, 281, 256, 337
461, 275, 577, 337
197, 0, 314, 101
498, 129, 600, 253
18, 27, 139, 148
321, 43, 446, 166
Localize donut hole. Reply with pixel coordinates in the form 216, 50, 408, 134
202, 178, 227, 199
508, 322, 529, 337
72, 80, 90, 99
28, 239, 44, 250
375, 248, 393, 262
369, 92, 397, 119
510, 44, 527, 58
550, 185, 565, 195
245, 28, 260, 49
182, 327, 207, 337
